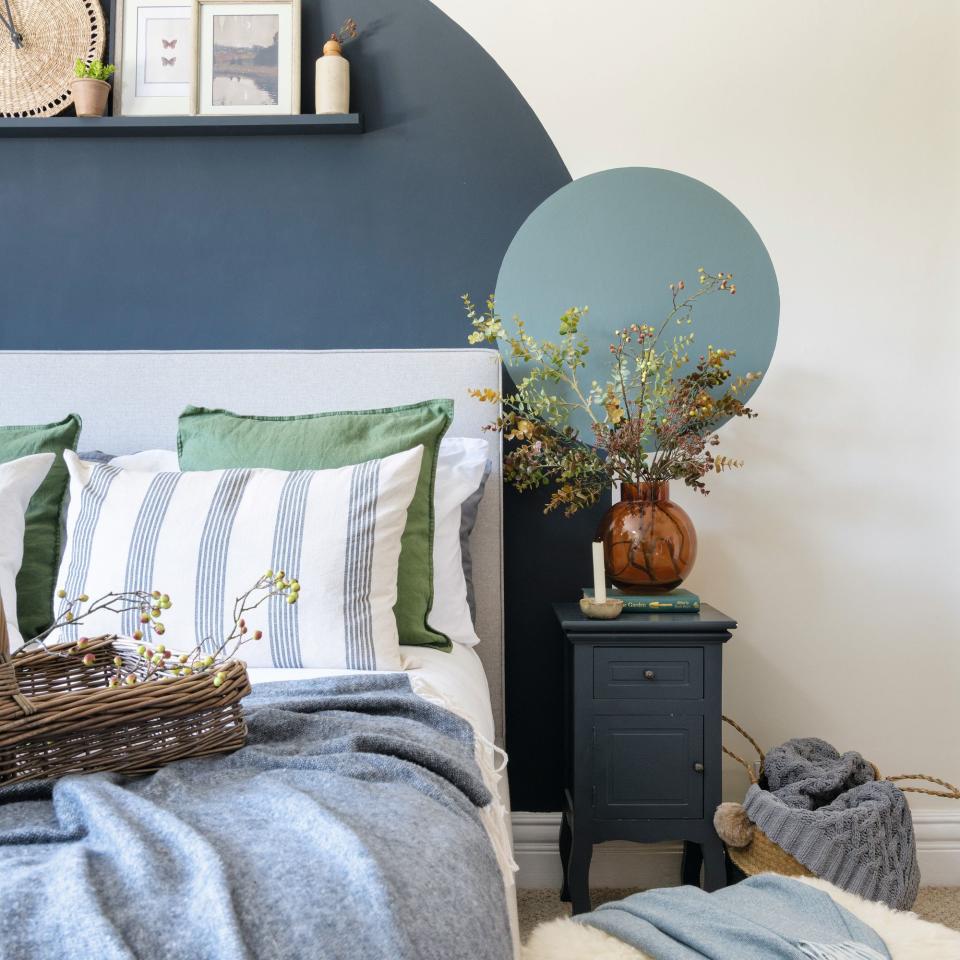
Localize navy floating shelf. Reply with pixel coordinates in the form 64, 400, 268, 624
0, 113, 363, 138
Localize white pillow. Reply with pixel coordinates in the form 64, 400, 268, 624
428, 437, 490, 646
109, 450, 179, 471
108, 442, 493, 647
0, 453, 55, 651
55, 447, 423, 670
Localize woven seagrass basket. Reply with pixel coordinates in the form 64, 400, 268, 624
0, 595, 251, 786
720, 716, 960, 880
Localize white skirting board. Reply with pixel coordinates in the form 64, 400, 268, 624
512, 811, 960, 889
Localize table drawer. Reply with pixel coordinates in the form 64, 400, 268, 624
594, 647, 703, 700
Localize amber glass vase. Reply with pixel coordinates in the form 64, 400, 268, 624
596, 482, 697, 593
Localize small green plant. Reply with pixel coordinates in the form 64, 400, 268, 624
74, 58, 115, 81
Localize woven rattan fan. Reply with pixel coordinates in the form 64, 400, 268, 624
0, 0, 105, 117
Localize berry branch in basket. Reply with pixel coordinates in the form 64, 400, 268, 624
22, 571, 300, 688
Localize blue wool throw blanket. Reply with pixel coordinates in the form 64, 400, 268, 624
0, 675, 512, 960
577, 875, 891, 960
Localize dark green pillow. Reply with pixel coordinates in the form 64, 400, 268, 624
177, 400, 453, 650
0, 414, 81, 638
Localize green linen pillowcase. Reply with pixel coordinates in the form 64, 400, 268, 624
0, 414, 82, 638
177, 400, 453, 650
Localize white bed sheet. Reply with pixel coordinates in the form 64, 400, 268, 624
247, 642, 520, 957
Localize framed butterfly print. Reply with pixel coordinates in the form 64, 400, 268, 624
193, 0, 300, 115
115, 0, 195, 115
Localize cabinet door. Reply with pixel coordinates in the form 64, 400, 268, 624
593, 714, 703, 820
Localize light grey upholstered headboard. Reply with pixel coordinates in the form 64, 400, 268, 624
0, 349, 505, 743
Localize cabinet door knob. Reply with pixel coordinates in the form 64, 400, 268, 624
693, 762, 704, 773
643, 670, 655, 680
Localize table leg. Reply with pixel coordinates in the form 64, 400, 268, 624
702, 836, 726, 892
567, 823, 593, 915
681, 840, 703, 886
559, 812, 572, 902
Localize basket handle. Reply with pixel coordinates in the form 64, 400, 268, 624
0, 593, 35, 716
720, 711, 957, 799
882, 774, 960, 800
722, 715, 764, 784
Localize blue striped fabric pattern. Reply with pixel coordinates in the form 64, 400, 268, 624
343, 458, 381, 670
55, 448, 422, 670
195, 470, 252, 654
121, 471, 182, 636
58, 462, 121, 641
268, 470, 314, 668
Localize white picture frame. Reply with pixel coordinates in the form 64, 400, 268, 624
192, 0, 300, 116
115, 0, 196, 115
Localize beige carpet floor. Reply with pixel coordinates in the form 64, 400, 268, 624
517, 886, 960, 943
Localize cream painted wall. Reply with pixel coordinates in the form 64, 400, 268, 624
433, 0, 960, 810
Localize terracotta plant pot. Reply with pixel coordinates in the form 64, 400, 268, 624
72, 78, 111, 117
597, 481, 697, 593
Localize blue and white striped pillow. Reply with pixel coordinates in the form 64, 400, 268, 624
53, 447, 424, 670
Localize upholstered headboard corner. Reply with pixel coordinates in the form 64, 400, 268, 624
0, 348, 506, 744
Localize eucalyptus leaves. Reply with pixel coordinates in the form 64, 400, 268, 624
465, 269, 762, 515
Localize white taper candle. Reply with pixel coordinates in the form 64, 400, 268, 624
591, 541, 607, 604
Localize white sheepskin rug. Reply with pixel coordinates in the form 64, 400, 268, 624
522, 876, 960, 960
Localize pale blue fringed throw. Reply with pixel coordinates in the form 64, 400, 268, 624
576, 874, 891, 960
0, 674, 512, 960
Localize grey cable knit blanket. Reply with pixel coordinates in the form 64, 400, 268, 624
743, 737, 919, 910
0, 674, 512, 960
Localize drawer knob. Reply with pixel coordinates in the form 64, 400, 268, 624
643, 670, 656, 680
693, 762, 704, 773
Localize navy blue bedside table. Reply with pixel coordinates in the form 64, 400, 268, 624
554, 602, 736, 914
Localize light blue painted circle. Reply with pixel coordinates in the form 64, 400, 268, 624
494, 167, 779, 444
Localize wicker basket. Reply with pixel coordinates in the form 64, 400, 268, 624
0, 596, 251, 786
727, 823, 815, 879
720, 716, 960, 880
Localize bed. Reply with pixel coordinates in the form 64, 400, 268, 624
0, 348, 518, 958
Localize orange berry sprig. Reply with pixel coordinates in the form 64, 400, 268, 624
37, 572, 300, 689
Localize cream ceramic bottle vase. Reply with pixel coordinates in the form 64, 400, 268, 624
315, 35, 349, 114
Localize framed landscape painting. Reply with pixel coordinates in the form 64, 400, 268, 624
193, 0, 300, 115
115, 0, 195, 114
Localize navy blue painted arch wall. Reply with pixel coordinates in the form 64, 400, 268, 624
1, 0, 566, 350
0, 0, 600, 809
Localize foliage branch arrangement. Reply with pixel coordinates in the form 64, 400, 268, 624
23, 570, 301, 688
74, 59, 115, 81
330, 17, 359, 44
465, 268, 763, 516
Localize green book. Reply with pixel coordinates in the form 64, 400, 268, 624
582, 587, 700, 613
